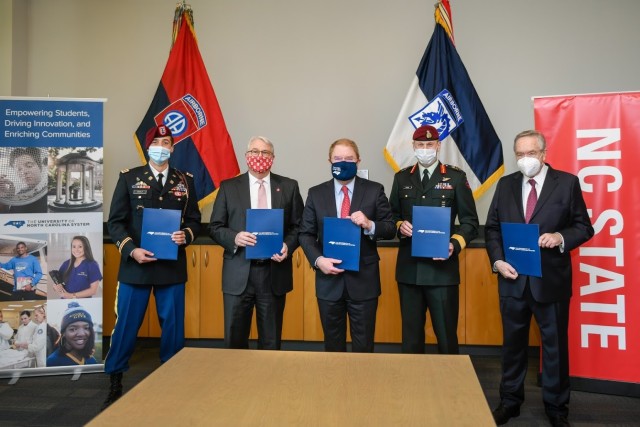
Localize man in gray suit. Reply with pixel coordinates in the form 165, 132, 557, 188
209, 136, 303, 350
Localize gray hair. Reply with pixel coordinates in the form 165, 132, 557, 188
513, 130, 546, 152
247, 136, 275, 154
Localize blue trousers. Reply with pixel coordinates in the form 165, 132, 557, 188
104, 282, 185, 374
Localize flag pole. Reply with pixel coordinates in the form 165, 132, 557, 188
172, 2, 193, 47
435, 0, 454, 43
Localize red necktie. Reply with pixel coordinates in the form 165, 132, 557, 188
340, 186, 350, 218
257, 179, 267, 208
525, 179, 537, 223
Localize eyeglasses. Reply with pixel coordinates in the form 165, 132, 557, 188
515, 150, 544, 159
246, 149, 274, 158
413, 141, 439, 149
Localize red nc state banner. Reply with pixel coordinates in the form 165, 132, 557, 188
534, 92, 640, 384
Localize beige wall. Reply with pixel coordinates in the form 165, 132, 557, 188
0, 0, 27, 95
3, 0, 640, 222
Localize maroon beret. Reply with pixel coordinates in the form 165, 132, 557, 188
412, 125, 439, 142
145, 125, 173, 148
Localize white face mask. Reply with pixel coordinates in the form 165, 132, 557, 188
517, 156, 542, 178
415, 148, 437, 166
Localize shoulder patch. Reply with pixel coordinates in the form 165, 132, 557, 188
185, 172, 193, 177
399, 166, 413, 173
445, 164, 463, 172
120, 168, 130, 173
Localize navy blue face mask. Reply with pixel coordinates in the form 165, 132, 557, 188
331, 161, 357, 181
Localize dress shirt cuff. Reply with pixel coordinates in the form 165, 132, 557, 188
364, 221, 376, 238
556, 232, 565, 253
492, 261, 500, 273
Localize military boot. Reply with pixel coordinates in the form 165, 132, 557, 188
100, 373, 123, 411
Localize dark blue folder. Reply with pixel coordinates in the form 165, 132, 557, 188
323, 217, 361, 271
501, 222, 542, 277
411, 206, 451, 258
245, 209, 284, 260
141, 208, 181, 260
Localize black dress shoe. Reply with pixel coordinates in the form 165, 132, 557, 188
492, 404, 520, 425
547, 414, 570, 427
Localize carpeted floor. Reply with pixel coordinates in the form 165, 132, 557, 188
0, 340, 638, 426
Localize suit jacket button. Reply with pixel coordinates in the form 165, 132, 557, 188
159, 196, 163, 201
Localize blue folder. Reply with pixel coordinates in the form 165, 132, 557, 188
245, 209, 284, 260
323, 217, 361, 271
141, 208, 181, 260
411, 206, 451, 258
501, 222, 542, 277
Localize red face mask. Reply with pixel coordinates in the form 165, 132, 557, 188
246, 155, 273, 174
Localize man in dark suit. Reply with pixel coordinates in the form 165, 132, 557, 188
209, 136, 303, 350
103, 125, 201, 409
485, 130, 594, 427
299, 138, 396, 352
389, 124, 478, 355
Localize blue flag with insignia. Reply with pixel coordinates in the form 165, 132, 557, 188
384, 0, 503, 198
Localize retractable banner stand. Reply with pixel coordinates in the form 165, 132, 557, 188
534, 92, 640, 394
0, 97, 105, 378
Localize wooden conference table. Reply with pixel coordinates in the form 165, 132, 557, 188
89, 347, 494, 426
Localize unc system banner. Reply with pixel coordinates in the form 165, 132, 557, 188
0, 97, 104, 377
534, 92, 640, 384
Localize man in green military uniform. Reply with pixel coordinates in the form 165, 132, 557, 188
389, 124, 478, 354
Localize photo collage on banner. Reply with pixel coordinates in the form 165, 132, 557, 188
0, 97, 105, 374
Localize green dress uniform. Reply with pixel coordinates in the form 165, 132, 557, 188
389, 161, 479, 354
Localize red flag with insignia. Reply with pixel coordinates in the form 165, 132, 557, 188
134, 5, 239, 208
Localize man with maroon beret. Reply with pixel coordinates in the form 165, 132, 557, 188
388, 124, 478, 354
102, 124, 201, 409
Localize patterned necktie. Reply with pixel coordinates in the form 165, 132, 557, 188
421, 169, 429, 187
340, 186, 350, 218
525, 179, 537, 223
257, 179, 267, 208
157, 173, 164, 188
